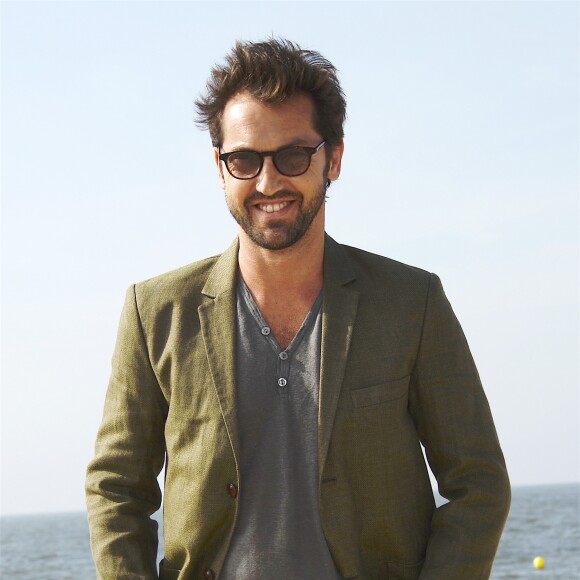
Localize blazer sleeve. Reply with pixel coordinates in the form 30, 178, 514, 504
86, 285, 168, 580
409, 274, 511, 580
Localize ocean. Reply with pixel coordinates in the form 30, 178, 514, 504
1, 484, 578, 579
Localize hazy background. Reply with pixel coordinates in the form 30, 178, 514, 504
2, 1, 578, 516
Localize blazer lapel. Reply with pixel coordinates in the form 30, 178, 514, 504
198, 239, 241, 463
319, 235, 359, 480
197, 235, 358, 479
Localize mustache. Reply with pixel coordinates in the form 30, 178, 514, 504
245, 190, 302, 204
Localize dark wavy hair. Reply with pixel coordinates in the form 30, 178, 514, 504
195, 38, 346, 148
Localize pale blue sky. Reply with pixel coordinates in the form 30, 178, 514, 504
2, 1, 578, 516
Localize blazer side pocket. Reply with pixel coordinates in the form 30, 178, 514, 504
159, 559, 181, 580
383, 559, 424, 579
350, 376, 410, 408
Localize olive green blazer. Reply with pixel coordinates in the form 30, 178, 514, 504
86, 235, 510, 580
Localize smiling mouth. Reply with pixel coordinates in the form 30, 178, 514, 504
257, 201, 292, 213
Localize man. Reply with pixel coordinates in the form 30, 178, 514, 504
86, 39, 510, 580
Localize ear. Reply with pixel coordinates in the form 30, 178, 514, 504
214, 147, 226, 190
327, 141, 344, 182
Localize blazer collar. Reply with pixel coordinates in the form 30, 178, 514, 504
201, 233, 358, 293
201, 234, 358, 296
322, 233, 358, 285
201, 238, 240, 298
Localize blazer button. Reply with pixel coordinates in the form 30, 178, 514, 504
203, 569, 215, 580
227, 482, 238, 498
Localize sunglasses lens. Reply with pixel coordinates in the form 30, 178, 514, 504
223, 144, 318, 179
275, 148, 310, 176
226, 151, 261, 178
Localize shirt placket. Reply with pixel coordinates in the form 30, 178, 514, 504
258, 323, 291, 398
240, 276, 322, 400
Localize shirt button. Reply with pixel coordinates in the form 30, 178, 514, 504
278, 378, 287, 387
261, 326, 271, 336
204, 569, 215, 580
226, 482, 238, 498
279, 351, 288, 360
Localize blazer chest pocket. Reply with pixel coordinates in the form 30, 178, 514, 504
350, 376, 410, 408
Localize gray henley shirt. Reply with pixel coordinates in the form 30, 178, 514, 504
220, 277, 341, 579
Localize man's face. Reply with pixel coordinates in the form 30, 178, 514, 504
214, 91, 343, 251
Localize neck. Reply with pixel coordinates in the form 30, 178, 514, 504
237, 222, 324, 301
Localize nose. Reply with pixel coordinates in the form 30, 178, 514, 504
255, 157, 285, 197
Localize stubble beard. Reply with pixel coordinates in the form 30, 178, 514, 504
226, 182, 327, 251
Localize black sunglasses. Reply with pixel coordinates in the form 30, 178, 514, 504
219, 141, 326, 180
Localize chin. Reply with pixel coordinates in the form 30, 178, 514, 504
247, 230, 302, 251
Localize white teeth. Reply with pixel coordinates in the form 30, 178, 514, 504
259, 201, 290, 213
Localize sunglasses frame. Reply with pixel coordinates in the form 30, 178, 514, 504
218, 140, 326, 180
